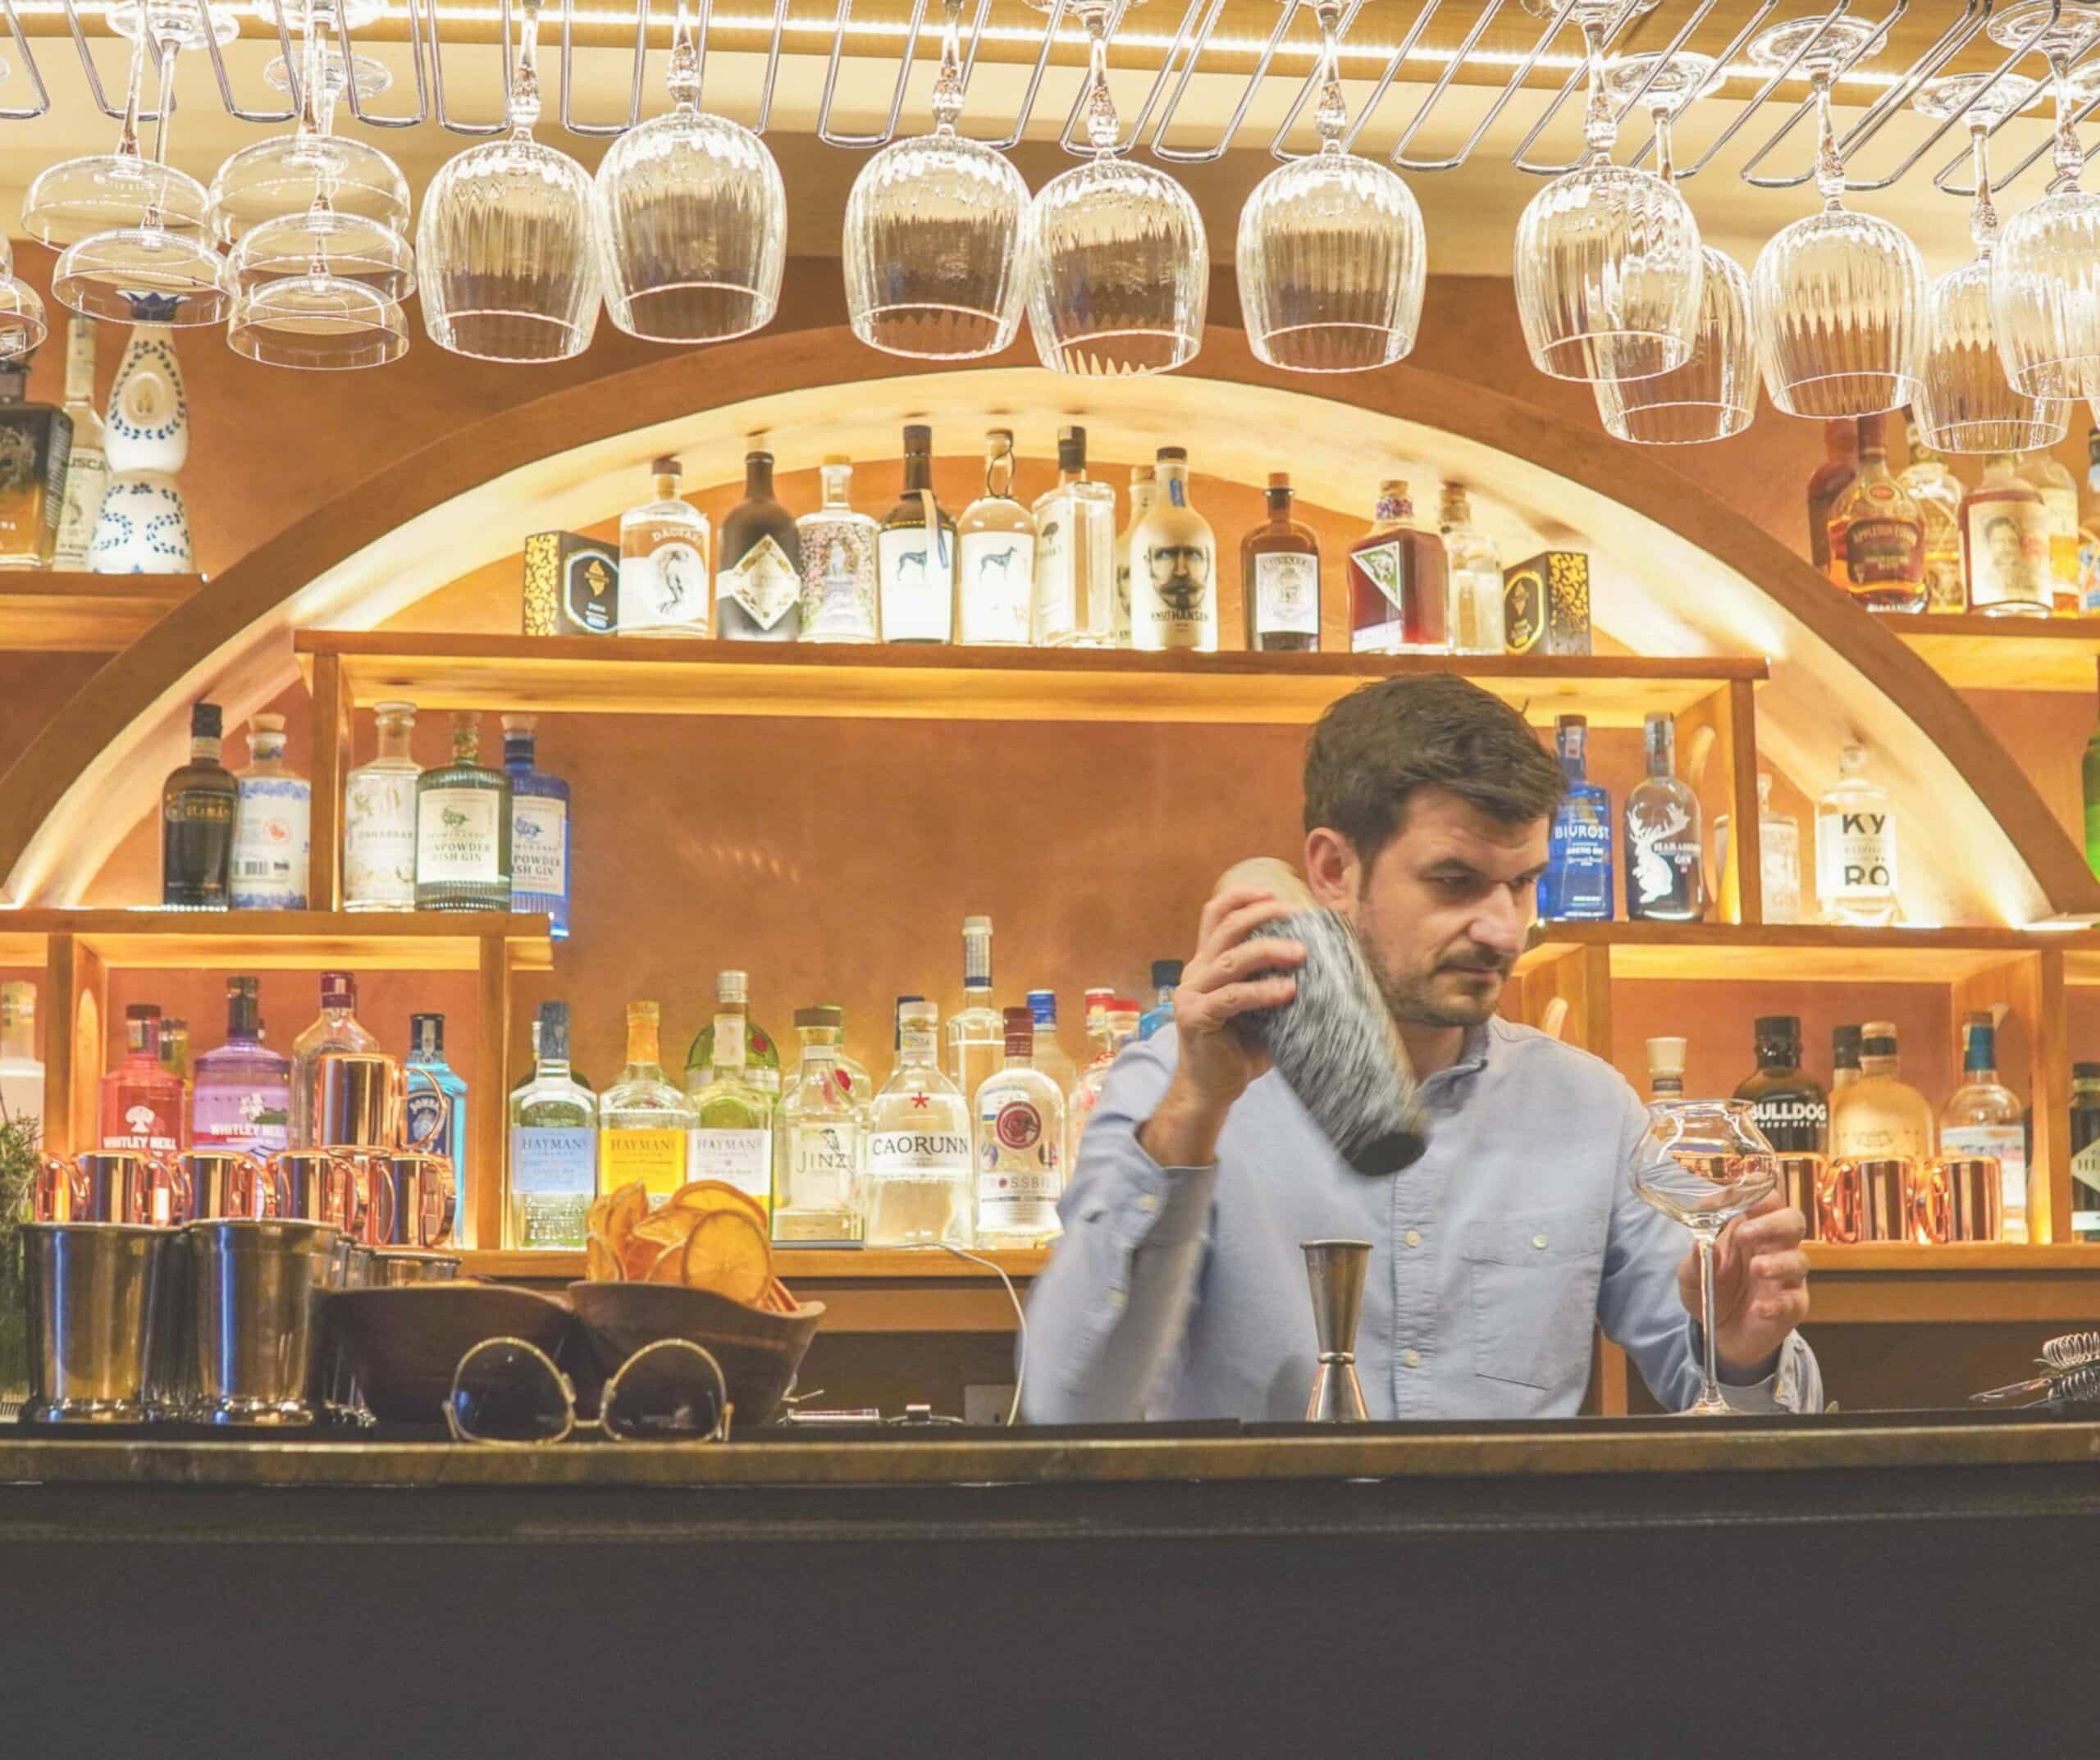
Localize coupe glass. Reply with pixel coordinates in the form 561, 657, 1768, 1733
1024, 0, 1206, 376
1749, 17, 1925, 417
1632, 1099, 1779, 1418
1913, 71, 2068, 454
226, 256, 409, 369
1235, 0, 1423, 372
1592, 51, 1755, 443
1512, 0, 1702, 383
417, 0, 599, 362
0, 274, 47, 362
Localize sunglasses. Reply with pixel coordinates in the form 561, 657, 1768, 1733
445, 1336, 733, 1445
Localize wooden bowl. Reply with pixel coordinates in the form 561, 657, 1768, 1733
323, 1284, 574, 1425
567, 1283, 824, 1428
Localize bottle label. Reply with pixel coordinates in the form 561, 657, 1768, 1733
2072, 1137, 2100, 1237
231, 777, 311, 910
957, 531, 1035, 644
870, 1128, 971, 1176
898, 1024, 937, 1061
788, 1122, 860, 1210
1134, 531, 1215, 650
1625, 791, 1699, 913
798, 518, 879, 641
1354, 539, 1409, 613
193, 1083, 291, 1155
713, 1013, 746, 1074
1749, 1094, 1827, 1155
510, 1126, 596, 1195
1942, 1123, 2028, 1230
345, 773, 418, 907
565, 551, 619, 633
975, 1087, 1062, 1233
510, 796, 567, 903
878, 527, 954, 641
602, 1128, 687, 1198
1815, 807, 1897, 901
1966, 499, 2052, 608
1034, 510, 1073, 641
404, 1075, 457, 1162
54, 449, 107, 570
1840, 498, 1924, 586
619, 536, 710, 635
1253, 552, 1319, 636
416, 787, 502, 887
722, 534, 799, 632
687, 1127, 769, 1203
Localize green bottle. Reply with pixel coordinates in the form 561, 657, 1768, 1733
2085, 658, 2100, 878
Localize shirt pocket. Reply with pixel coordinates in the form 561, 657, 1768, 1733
1463, 1211, 1608, 1393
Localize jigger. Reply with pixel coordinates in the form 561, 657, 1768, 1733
1301, 1239, 1373, 1424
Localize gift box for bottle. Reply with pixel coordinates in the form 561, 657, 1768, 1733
1502, 550, 1591, 657
523, 531, 620, 636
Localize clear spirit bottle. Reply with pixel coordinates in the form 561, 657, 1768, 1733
2071, 1061, 2100, 1241
945, 914, 1004, 1104
404, 1012, 468, 1222
0, 353, 71, 570
1137, 960, 1181, 1042
507, 1001, 598, 1250
502, 714, 570, 937
1940, 1010, 2031, 1241
1646, 1037, 1686, 1101
2081, 428, 2100, 613
879, 423, 955, 644
100, 1005, 186, 1158
1828, 414, 1925, 613
1030, 424, 1118, 648
1070, 995, 1140, 1150
788, 1005, 873, 1110
1900, 436, 1965, 613
344, 700, 421, 914
685, 969, 782, 1098
688, 981, 774, 1215
598, 1001, 697, 1206
1807, 417, 1860, 575
230, 711, 311, 910
772, 1005, 865, 1246
1114, 463, 1154, 649
1962, 452, 2052, 617
1241, 472, 1320, 654
1538, 714, 1614, 922
53, 316, 106, 571
0, 980, 43, 1132
1129, 446, 1217, 652
1026, 989, 1077, 1100
1349, 481, 1449, 654
162, 700, 237, 910
415, 712, 513, 913
973, 1007, 1066, 1251
290, 971, 380, 1148
192, 977, 291, 1156
1756, 773, 1803, 925
2019, 448, 2081, 613
1623, 711, 1704, 923
1732, 1015, 1828, 1154
865, 996, 973, 1247
1828, 1020, 1934, 1163
956, 428, 1035, 646
796, 456, 879, 644
1439, 482, 1504, 655
617, 455, 710, 638
716, 449, 803, 641
1815, 743, 1898, 927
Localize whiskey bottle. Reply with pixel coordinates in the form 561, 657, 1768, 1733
230, 711, 311, 911
1806, 417, 1859, 575
879, 423, 956, 644
0, 353, 71, 571
796, 457, 879, 644
1129, 446, 1217, 652
1030, 425, 1117, 648
1815, 743, 1898, 927
414, 712, 513, 913
716, 449, 803, 641
1241, 472, 1320, 653
1939, 1010, 2031, 1241
2070, 1061, 2100, 1242
1439, 482, 1504, 655
53, 317, 106, 571
1828, 1021, 1934, 1163
617, 456, 710, 638
1623, 711, 1705, 923
1898, 433, 1965, 613
1962, 453, 2052, 618
956, 428, 1035, 646
1732, 1015, 1828, 1154
162, 699, 237, 910
1349, 481, 1449, 653
1114, 463, 1154, 649
2018, 448, 2081, 613
1827, 413, 1924, 611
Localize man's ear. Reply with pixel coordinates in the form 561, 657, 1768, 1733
1303, 827, 1361, 910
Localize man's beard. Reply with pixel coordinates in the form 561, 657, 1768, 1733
1353, 899, 1509, 1028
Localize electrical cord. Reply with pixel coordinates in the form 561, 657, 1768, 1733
929, 1241, 1028, 1427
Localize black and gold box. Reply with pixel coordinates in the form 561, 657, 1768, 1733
523, 531, 619, 636
1502, 551, 1591, 656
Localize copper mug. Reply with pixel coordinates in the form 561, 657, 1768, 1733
1838, 1157, 1925, 1243
313, 1052, 450, 1153
34, 1151, 191, 1227
1929, 1156, 2002, 1243
270, 1149, 370, 1235
179, 1150, 288, 1222
357, 1151, 455, 1250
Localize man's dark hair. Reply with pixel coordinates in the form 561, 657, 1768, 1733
1302, 674, 1568, 861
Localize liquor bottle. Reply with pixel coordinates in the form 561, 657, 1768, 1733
403, 1013, 468, 1219
191, 977, 291, 1156
772, 1005, 865, 1246
100, 1005, 186, 1156
1815, 743, 1898, 928
2070, 1061, 2100, 1242
879, 424, 956, 645
1646, 1037, 1686, 1101
1349, 480, 1449, 654
502, 714, 569, 937
2085, 659, 2100, 880
1027, 990, 1078, 1100
1439, 482, 1504, 656
414, 711, 513, 914
1137, 960, 1182, 1042
53, 316, 107, 571
2080, 429, 2100, 613
1539, 714, 1614, 922
617, 455, 710, 638
1129, 446, 1217, 652
1114, 463, 1154, 649
973, 1006, 1066, 1251
1242, 472, 1321, 654
1940, 1010, 2032, 1242
343, 700, 420, 914
783, 1006, 872, 1110
1755, 773, 1803, 925
1030, 425, 1119, 649
715, 448, 803, 642
506, 1001, 597, 1250
162, 700, 236, 910
158, 1017, 191, 1097
2018, 448, 2082, 613
1732, 1015, 1828, 1154
685, 969, 782, 1099
598, 1001, 696, 1206
956, 428, 1035, 647
946, 914, 1004, 1103
687, 980, 774, 1214
1961, 452, 2052, 617
1806, 417, 1860, 575
290, 972, 380, 1148
1623, 711, 1705, 923
1070, 995, 1140, 1147
1828, 1020, 1934, 1163
0, 981, 43, 1130
866, 996, 974, 1247
796, 456, 880, 644
229, 712, 310, 911
1826, 413, 1925, 611
1898, 433, 1965, 613
0, 353, 72, 570
1832, 1024, 1863, 1092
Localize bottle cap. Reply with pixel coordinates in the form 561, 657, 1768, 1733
1002, 1005, 1034, 1055
1833, 1024, 1862, 1064
2076, 1060, 2100, 1080
822, 453, 851, 469
1112, 997, 1141, 1015
795, 1005, 844, 1029
1557, 712, 1587, 732
1028, 989, 1057, 1024
903, 423, 933, 451
1860, 1019, 1898, 1057
1156, 445, 1188, 464
628, 1000, 660, 1023
373, 700, 416, 720
538, 1001, 570, 1061
715, 970, 749, 1004
1131, 464, 1154, 484
1753, 1015, 1801, 1044
190, 701, 222, 739
410, 1012, 444, 1054
501, 713, 538, 736
1379, 478, 1408, 496
1646, 1036, 1686, 1074
963, 914, 993, 935
1267, 472, 1290, 491
250, 712, 285, 736
651, 456, 682, 479
986, 427, 1014, 446
321, 972, 355, 1010
1151, 960, 1184, 989
746, 448, 774, 467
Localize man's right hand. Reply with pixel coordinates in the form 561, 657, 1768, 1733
1137, 884, 1306, 1170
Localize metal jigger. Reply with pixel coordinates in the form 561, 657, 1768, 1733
1301, 1239, 1372, 1424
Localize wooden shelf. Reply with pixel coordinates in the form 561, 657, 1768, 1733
294, 632, 1767, 729
0, 909, 554, 972
1518, 920, 2100, 983
0, 573, 202, 653
1806, 1242, 2100, 1325
1897, 613, 2100, 692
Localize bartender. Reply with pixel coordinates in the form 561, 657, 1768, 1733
1023, 675, 1821, 1422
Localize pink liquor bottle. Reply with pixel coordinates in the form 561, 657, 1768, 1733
99, 1004, 188, 1154
192, 975, 292, 1155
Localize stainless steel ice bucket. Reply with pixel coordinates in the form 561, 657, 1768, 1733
21, 1222, 179, 1424
185, 1219, 340, 1426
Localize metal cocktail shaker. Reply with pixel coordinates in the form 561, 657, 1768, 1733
21, 1223, 180, 1424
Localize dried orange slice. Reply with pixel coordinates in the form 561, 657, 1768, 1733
668, 1179, 766, 1226
680, 1208, 773, 1306
587, 1193, 612, 1241
620, 1207, 693, 1281
646, 1238, 689, 1284
604, 1181, 650, 1255
585, 1233, 623, 1283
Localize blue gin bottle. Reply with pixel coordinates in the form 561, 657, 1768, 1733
405, 1012, 469, 1229
1539, 714, 1614, 922
502, 714, 571, 937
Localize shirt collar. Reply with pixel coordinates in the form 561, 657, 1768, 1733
1419, 1020, 1493, 1088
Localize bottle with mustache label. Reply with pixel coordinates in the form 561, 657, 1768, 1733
1129, 446, 1217, 652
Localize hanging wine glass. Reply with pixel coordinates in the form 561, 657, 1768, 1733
417, 0, 599, 362
1748, 17, 1925, 418
1592, 51, 1755, 444
0, 275, 48, 363
1513, 0, 1702, 383
1913, 72, 2068, 454
842, 0, 1027, 358
1235, 0, 1424, 372
594, 0, 785, 345
1024, 0, 1207, 376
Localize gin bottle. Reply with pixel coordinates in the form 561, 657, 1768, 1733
502, 714, 570, 937
772, 1005, 865, 1246
159, 1018, 191, 1095
162, 700, 236, 910
1137, 960, 1181, 1042
1538, 714, 1614, 922
866, 997, 973, 1247
415, 712, 513, 913
230, 711, 310, 910
1070, 995, 1140, 1150
1899, 435, 1965, 613
956, 428, 1035, 646
53, 316, 106, 571
0, 981, 43, 1131
1439, 482, 1504, 656
685, 969, 781, 1098
1623, 711, 1704, 923
1031, 424, 1117, 647
1129, 446, 1217, 651
1940, 1010, 2031, 1242
507, 1001, 597, 1251
100, 1005, 186, 1159
879, 424, 955, 643
404, 1013, 468, 1215
716, 449, 803, 641
344, 700, 420, 913
617, 455, 710, 638
946, 914, 1003, 1104
1732, 1015, 1827, 1154
1756, 773, 1803, 924
689, 980, 774, 1215
1113, 464, 1154, 649
1349, 481, 1449, 654
973, 1008, 1066, 1251
1241, 472, 1320, 653
599, 1000, 696, 1206
192, 977, 291, 1156
1815, 743, 1898, 927
796, 456, 879, 643
290, 971, 379, 1148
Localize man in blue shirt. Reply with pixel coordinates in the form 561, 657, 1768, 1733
1024, 674, 1819, 1421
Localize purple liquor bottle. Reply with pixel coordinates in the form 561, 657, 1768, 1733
192, 976, 292, 1155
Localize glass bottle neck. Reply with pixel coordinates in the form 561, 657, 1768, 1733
1860, 1052, 1898, 1078
653, 473, 680, 503
190, 735, 222, 766
625, 1022, 662, 1069
820, 464, 852, 508
903, 453, 934, 494
1266, 487, 1293, 519
374, 718, 414, 760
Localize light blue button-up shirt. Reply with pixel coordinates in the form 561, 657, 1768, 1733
1021, 1017, 1822, 1423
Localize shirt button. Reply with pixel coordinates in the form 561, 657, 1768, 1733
1404, 1229, 1422, 1248
1109, 1288, 1128, 1311
1136, 1193, 1158, 1215
1532, 1233, 1549, 1251
1403, 1349, 1422, 1369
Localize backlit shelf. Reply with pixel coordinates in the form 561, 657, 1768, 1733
0, 909, 554, 972
1897, 613, 2100, 693
1518, 921, 2100, 983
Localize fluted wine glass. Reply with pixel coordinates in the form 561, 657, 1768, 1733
1024, 0, 1206, 376
1632, 1100, 1779, 1418
1749, 17, 1924, 417
1513, 0, 1702, 383
1592, 51, 1755, 444
1235, 0, 1423, 372
1913, 72, 2068, 454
